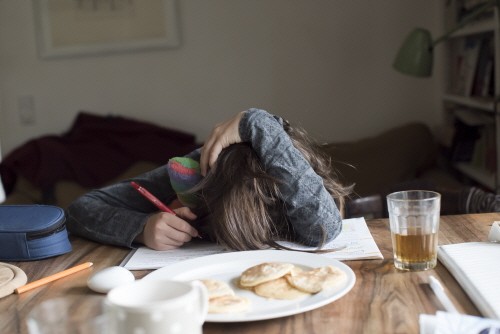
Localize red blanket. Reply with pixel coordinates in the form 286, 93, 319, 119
0, 111, 199, 195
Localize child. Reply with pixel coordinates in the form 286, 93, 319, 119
66, 108, 351, 251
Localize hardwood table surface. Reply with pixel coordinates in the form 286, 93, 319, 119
0, 213, 497, 333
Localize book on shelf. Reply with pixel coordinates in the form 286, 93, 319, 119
467, 124, 496, 174
487, 60, 495, 96
470, 132, 485, 168
452, 37, 481, 96
484, 124, 496, 173
471, 36, 494, 97
450, 117, 482, 162
481, 59, 493, 97
450, 34, 495, 98
450, 108, 494, 165
449, 41, 466, 95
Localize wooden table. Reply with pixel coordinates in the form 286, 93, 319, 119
1, 213, 496, 333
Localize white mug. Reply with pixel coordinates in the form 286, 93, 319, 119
106, 279, 208, 334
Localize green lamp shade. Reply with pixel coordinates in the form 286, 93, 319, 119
393, 28, 433, 77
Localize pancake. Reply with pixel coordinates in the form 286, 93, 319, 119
253, 276, 310, 300
208, 295, 251, 314
286, 265, 347, 293
200, 279, 234, 299
239, 262, 294, 287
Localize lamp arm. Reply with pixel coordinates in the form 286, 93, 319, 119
432, 0, 499, 47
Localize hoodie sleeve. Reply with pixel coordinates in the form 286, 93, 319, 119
238, 108, 342, 246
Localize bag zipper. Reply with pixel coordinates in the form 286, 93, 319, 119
26, 218, 67, 241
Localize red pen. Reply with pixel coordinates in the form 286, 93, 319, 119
130, 181, 176, 215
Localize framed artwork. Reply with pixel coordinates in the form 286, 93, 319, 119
33, 0, 180, 59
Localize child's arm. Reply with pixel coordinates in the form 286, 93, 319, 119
66, 151, 200, 248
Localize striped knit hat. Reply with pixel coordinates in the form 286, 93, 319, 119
166, 157, 202, 208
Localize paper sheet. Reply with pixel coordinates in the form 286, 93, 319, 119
122, 217, 383, 270
420, 311, 500, 334
438, 242, 500, 319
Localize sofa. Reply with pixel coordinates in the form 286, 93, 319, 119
323, 122, 464, 218
325, 122, 461, 194
1, 113, 462, 218
0, 112, 199, 209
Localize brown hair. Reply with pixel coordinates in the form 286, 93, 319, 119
191, 122, 352, 251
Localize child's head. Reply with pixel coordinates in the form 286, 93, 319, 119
190, 121, 351, 251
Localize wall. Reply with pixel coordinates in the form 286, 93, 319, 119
0, 0, 440, 156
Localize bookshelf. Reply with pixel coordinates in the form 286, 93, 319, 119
442, 0, 500, 194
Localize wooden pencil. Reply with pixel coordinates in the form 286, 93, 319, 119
14, 262, 93, 294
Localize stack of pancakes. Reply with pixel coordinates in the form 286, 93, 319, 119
201, 262, 347, 314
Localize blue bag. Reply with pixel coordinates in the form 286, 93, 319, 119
0, 205, 72, 261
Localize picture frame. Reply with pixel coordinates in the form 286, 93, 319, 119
33, 0, 180, 59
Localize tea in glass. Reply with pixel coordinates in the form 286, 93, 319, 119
387, 190, 441, 271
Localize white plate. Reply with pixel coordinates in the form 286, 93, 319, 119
143, 250, 356, 322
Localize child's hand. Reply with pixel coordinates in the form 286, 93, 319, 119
200, 111, 244, 176
136, 207, 199, 250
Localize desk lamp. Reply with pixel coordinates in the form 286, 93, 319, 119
393, 0, 499, 77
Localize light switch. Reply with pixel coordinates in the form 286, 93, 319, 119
18, 95, 36, 125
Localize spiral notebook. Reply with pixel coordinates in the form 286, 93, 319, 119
438, 242, 500, 319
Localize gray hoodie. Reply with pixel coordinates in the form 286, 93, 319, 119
66, 108, 342, 248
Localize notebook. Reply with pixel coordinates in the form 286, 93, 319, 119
438, 242, 500, 319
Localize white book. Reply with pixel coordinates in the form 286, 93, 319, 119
438, 242, 500, 319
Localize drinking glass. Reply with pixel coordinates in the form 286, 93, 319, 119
27, 296, 107, 334
387, 190, 441, 271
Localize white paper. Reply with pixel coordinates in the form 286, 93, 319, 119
277, 217, 384, 261
123, 217, 383, 270
438, 242, 500, 319
420, 311, 500, 334
489, 222, 500, 242
122, 241, 227, 270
